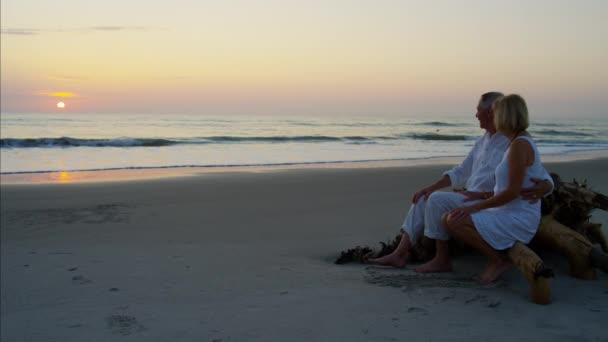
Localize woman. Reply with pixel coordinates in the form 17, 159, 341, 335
443, 94, 547, 284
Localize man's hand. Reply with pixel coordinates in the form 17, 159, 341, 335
412, 174, 452, 204
412, 186, 435, 203
521, 178, 551, 204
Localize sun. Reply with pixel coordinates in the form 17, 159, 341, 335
57, 101, 66, 109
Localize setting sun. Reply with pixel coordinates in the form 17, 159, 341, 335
57, 102, 65, 109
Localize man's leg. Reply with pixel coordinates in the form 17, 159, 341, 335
367, 197, 428, 268
367, 233, 412, 268
415, 239, 451, 273
415, 192, 472, 273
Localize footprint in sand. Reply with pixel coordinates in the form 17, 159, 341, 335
72, 275, 92, 285
365, 267, 482, 290
106, 315, 146, 335
406, 307, 428, 314
487, 301, 501, 308
441, 294, 455, 302
6, 203, 134, 227
465, 294, 487, 304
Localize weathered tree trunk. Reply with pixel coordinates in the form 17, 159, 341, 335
554, 179, 608, 211
544, 174, 608, 242
534, 216, 596, 279
507, 242, 553, 304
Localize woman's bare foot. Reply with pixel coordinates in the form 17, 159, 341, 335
475, 259, 512, 284
414, 257, 452, 273
367, 252, 408, 268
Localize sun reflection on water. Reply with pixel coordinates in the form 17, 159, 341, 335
58, 171, 72, 183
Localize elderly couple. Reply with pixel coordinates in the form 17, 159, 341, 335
369, 92, 553, 284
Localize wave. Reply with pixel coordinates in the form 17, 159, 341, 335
1, 133, 478, 148
413, 121, 466, 127
1, 137, 177, 148
408, 133, 470, 141
533, 129, 593, 137
205, 135, 345, 143
1, 136, 385, 148
534, 122, 564, 127
536, 139, 608, 145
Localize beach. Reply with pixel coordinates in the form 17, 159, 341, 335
2, 158, 607, 341
3, 0, 608, 339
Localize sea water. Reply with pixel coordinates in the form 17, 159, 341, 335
1, 113, 607, 174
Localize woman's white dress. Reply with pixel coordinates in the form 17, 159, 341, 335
470, 136, 545, 250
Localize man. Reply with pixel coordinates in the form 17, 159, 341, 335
368, 92, 553, 270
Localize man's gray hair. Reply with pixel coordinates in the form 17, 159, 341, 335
479, 92, 504, 109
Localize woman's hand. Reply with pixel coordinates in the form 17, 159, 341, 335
447, 205, 480, 224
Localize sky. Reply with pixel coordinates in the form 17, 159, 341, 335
1, 0, 607, 117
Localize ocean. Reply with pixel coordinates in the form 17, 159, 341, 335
1, 113, 607, 174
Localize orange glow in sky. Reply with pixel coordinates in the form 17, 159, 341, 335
48, 92, 76, 98
1, 1, 607, 117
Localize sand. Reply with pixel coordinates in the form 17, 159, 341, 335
2, 159, 607, 341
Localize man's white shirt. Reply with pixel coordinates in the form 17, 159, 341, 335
442, 132, 552, 193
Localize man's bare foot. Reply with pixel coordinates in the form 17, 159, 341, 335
367, 252, 408, 268
414, 257, 452, 273
475, 259, 512, 284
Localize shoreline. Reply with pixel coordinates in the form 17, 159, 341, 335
2, 149, 608, 185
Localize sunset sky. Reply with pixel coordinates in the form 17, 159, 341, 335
1, 0, 607, 117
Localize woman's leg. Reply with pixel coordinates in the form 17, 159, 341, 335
445, 214, 511, 284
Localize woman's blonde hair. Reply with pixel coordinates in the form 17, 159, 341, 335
493, 94, 529, 132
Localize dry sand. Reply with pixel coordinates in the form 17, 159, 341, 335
2, 159, 607, 341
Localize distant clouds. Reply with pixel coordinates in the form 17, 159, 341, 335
89, 26, 147, 31
1, 26, 154, 35
150, 76, 190, 81
48, 76, 87, 82
37, 91, 78, 98
1, 28, 40, 35
46, 74, 188, 82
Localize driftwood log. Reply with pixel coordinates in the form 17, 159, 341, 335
536, 173, 608, 278
507, 242, 553, 304
336, 173, 608, 304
